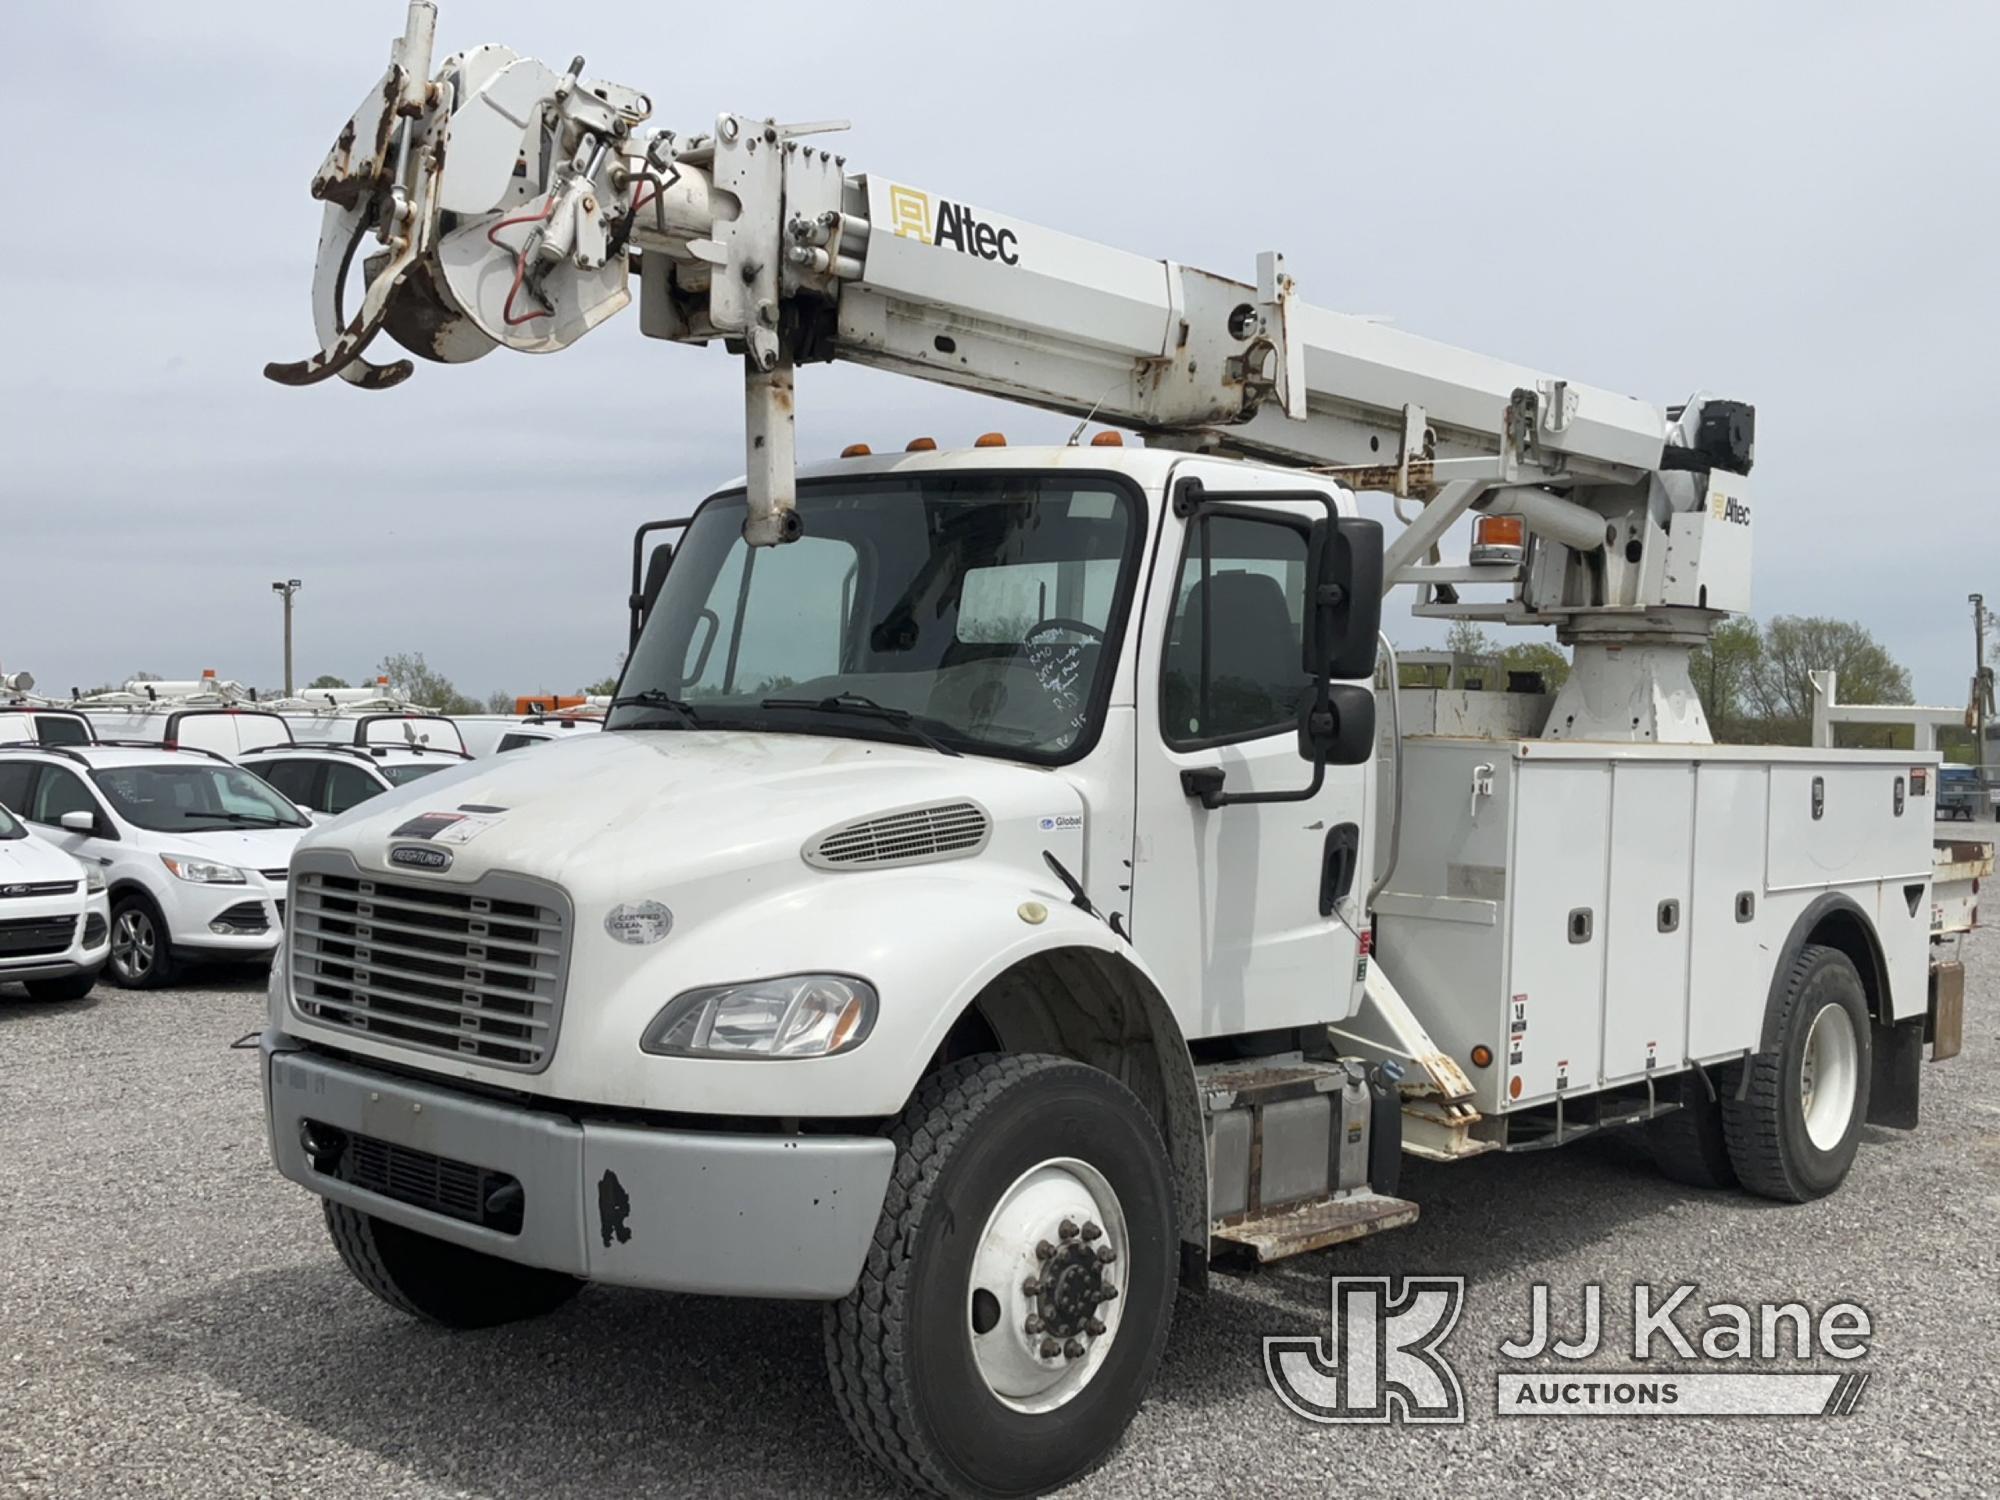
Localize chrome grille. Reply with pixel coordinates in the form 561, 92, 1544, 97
289, 856, 570, 1073
0, 880, 78, 899
804, 801, 991, 870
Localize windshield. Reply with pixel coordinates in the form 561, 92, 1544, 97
92, 763, 311, 832
613, 474, 1141, 761
380, 762, 453, 786
0, 803, 21, 840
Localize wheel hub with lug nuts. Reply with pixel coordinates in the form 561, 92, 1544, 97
1025, 1218, 1116, 1355
967, 1158, 1127, 1414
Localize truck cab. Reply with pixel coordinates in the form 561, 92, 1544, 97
264, 443, 1383, 1492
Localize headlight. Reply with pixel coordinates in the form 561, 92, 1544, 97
84, 863, 106, 892
642, 974, 877, 1059
159, 853, 247, 884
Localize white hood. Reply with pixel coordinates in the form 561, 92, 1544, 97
0, 833, 87, 885
299, 729, 1082, 901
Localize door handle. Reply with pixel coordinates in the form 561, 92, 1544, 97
1320, 821, 1360, 916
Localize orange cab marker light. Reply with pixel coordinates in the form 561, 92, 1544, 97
1090, 430, 1124, 447
973, 432, 1007, 448
1470, 1045, 1493, 1068
840, 443, 872, 458
906, 437, 937, 452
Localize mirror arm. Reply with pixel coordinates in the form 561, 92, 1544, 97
1182, 756, 1326, 811
1182, 680, 1333, 810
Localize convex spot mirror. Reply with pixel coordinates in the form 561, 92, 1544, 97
1297, 685, 1376, 767
1304, 517, 1384, 680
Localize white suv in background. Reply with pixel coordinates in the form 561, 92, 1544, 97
0, 745, 310, 988
238, 743, 473, 820
0, 798, 110, 1001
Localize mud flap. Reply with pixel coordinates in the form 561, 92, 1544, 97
1927, 960, 1964, 1061
1866, 1018, 1924, 1130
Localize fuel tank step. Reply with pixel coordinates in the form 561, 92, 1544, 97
1211, 1190, 1419, 1263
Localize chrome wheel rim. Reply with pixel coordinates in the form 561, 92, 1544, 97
1799, 1002, 1859, 1150
112, 909, 154, 980
966, 1157, 1127, 1414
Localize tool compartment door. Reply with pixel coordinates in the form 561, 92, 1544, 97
1504, 759, 1609, 1107
1600, 761, 1695, 1084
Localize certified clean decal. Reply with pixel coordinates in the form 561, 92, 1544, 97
604, 900, 673, 946
389, 845, 451, 872
389, 808, 507, 846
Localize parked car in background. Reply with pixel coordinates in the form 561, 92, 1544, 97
0, 744, 309, 988
0, 798, 110, 1001
454, 711, 605, 757
239, 742, 474, 820
1938, 764, 1983, 820
0, 706, 97, 746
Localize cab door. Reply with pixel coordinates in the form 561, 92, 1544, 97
1128, 462, 1373, 1040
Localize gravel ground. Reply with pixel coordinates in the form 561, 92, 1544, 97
3, 937, 1996, 1499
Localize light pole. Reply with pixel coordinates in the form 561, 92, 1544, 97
271, 579, 302, 697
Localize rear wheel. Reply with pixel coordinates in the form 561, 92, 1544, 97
1645, 1066, 1736, 1189
322, 1200, 582, 1328
107, 895, 177, 989
23, 970, 98, 1003
1719, 944, 1871, 1202
825, 1054, 1177, 1499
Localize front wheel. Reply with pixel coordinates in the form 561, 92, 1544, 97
322, 1201, 582, 1328
1719, 943, 1871, 1202
107, 895, 177, 989
825, 1054, 1177, 1499
23, 970, 99, 1003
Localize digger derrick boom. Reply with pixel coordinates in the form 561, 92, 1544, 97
273, 2, 1755, 745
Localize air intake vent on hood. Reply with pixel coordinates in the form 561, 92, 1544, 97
804, 801, 991, 870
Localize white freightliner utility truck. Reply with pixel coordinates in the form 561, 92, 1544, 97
259, 8, 1983, 1494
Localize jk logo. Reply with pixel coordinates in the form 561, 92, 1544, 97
1264, 1276, 1466, 1423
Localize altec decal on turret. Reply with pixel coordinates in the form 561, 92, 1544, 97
886, 184, 1021, 265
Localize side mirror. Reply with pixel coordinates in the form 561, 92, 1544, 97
636, 545, 674, 637
1304, 517, 1384, 679
59, 810, 96, 834
1297, 684, 1376, 768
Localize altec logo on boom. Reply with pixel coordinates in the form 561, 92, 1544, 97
887, 184, 1021, 266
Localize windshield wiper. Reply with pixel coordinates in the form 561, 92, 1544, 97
184, 811, 293, 827
608, 690, 704, 727
760, 693, 962, 758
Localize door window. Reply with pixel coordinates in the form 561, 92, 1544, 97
251, 759, 321, 808
323, 763, 382, 815
1160, 512, 1310, 747
29, 767, 99, 827
0, 763, 36, 816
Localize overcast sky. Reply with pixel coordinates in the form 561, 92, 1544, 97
6, 1, 1995, 704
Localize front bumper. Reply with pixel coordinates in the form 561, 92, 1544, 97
162, 879, 283, 953
0, 893, 110, 982
264, 1042, 894, 1298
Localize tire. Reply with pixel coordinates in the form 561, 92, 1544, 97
1719, 944, 1872, 1202
825, 1054, 1177, 1499
23, 970, 98, 1003
1645, 1066, 1736, 1189
107, 894, 177, 989
322, 1200, 582, 1329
